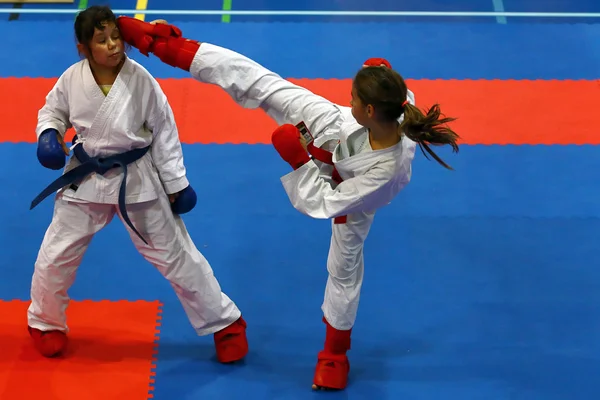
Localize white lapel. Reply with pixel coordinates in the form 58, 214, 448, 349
83, 56, 134, 152
82, 58, 106, 103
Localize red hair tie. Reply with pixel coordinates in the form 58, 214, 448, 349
363, 57, 392, 68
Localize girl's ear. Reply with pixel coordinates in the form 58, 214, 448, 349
76, 43, 88, 57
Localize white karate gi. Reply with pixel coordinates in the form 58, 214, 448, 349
28, 56, 241, 335
190, 43, 417, 330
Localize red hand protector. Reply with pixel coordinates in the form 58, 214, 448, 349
117, 16, 183, 56
271, 124, 311, 170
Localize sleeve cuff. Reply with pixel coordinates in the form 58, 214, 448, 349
280, 159, 316, 184
36, 124, 65, 139
162, 175, 190, 195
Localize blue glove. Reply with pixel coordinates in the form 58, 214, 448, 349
171, 185, 197, 214
37, 128, 67, 170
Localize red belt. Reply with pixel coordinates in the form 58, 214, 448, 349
307, 143, 347, 224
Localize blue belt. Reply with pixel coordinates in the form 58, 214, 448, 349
30, 136, 151, 244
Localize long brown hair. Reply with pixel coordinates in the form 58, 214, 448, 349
353, 66, 460, 170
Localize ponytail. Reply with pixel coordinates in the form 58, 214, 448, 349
400, 103, 460, 170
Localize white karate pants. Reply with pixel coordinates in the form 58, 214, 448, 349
27, 192, 241, 335
321, 209, 376, 331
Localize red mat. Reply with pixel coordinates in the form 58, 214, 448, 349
0, 300, 161, 400
1, 77, 596, 145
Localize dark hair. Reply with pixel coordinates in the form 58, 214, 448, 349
74, 5, 117, 46
353, 66, 460, 170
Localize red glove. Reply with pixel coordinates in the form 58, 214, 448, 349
117, 16, 199, 71
271, 124, 311, 170
363, 57, 392, 68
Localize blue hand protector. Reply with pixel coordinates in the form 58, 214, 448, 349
37, 128, 66, 170
171, 185, 197, 214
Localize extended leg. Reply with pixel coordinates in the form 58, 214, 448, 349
117, 194, 247, 363
28, 196, 115, 357
116, 17, 342, 137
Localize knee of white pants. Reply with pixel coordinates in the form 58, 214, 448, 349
37, 197, 114, 267
122, 199, 216, 286
326, 210, 374, 283
326, 233, 365, 284
323, 236, 365, 330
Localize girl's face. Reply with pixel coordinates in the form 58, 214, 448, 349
80, 21, 124, 68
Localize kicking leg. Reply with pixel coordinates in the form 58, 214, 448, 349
116, 17, 343, 139
28, 196, 115, 357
